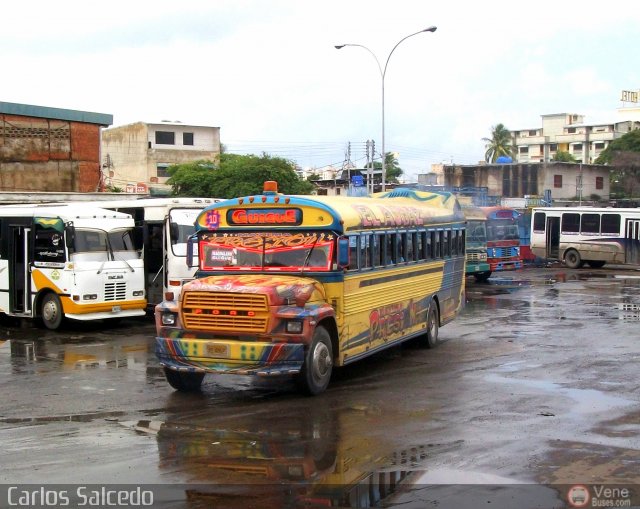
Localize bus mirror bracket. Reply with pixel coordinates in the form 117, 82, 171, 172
337, 237, 350, 268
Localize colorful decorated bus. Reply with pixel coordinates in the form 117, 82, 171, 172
482, 206, 523, 272
0, 204, 146, 329
155, 182, 466, 395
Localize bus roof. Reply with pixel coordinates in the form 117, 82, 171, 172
0, 203, 133, 221
531, 206, 640, 214
196, 187, 464, 233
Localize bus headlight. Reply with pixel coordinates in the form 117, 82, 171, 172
133, 290, 144, 297
286, 320, 303, 333
161, 313, 177, 326
82, 294, 98, 300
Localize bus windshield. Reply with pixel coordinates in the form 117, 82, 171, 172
486, 220, 519, 241
467, 220, 487, 243
71, 228, 139, 262
199, 231, 335, 271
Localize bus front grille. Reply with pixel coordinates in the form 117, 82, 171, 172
182, 291, 269, 333
105, 282, 127, 301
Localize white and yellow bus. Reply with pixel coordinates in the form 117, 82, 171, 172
0, 204, 146, 329
84, 197, 220, 308
155, 182, 466, 395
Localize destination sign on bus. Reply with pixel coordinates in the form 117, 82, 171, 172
227, 208, 302, 226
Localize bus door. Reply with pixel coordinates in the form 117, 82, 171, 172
9, 222, 32, 314
144, 221, 165, 307
546, 216, 560, 260
625, 218, 640, 265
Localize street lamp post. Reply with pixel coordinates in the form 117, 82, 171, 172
335, 26, 437, 192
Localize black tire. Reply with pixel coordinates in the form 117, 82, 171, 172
163, 367, 205, 392
420, 299, 440, 349
564, 249, 583, 269
474, 271, 492, 283
298, 326, 333, 396
587, 260, 606, 268
40, 293, 63, 330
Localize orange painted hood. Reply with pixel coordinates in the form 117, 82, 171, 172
183, 274, 326, 307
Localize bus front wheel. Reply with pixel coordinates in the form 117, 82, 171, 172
564, 249, 583, 269
40, 293, 63, 330
298, 326, 333, 396
163, 368, 205, 392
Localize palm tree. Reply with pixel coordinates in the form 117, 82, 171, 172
482, 123, 514, 163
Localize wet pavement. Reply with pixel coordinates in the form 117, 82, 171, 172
1, 265, 640, 508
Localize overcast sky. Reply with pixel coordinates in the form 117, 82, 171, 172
4, 0, 640, 180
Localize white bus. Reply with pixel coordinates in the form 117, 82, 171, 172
85, 198, 220, 308
0, 204, 146, 329
531, 207, 640, 268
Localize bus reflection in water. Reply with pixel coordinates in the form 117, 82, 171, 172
131, 403, 429, 508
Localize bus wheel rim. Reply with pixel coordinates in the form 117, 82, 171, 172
43, 301, 58, 322
312, 342, 332, 381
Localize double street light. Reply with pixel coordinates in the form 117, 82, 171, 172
335, 26, 437, 191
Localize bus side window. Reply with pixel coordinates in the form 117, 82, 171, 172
399, 232, 407, 263
426, 231, 433, 260
360, 234, 371, 269
416, 231, 424, 261
373, 234, 383, 267
443, 230, 451, 257
602, 214, 620, 235
533, 212, 546, 232
348, 235, 359, 270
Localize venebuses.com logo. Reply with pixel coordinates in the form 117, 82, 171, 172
567, 484, 632, 508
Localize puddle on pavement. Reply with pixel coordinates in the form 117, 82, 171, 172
485, 373, 635, 417
0, 338, 149, 371
0, 410, 127, 425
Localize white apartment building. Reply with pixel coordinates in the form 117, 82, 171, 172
102, 121, 221, 193
511, 113, 640, 164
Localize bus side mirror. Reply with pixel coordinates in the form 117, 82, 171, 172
337, 237, 350, 268
65, 224, 75, 250
186, 235, 198, 268
169, 222, 179, 243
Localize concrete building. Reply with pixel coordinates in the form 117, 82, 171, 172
510, 113, 640, 164
101, 121, 221, 194
0, 101, 112, 192
440, 161, 610, 203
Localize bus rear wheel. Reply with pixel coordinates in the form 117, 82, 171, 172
40, 293, 63, 330
298, 326, 333, 396
564, 249, 584, 269
419, 300, 440, 349
163, 368, 205, 392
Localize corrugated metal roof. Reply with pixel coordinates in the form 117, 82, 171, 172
0, 101, 112, 126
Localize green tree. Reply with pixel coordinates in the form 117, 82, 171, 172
166, 154, 315, 198
595, 129, 640, 198
166, 160, 218, 196
364, 152, 403, 183
482, 123, 514, 163
552, 150, 577, 162
594, 129, 640, 164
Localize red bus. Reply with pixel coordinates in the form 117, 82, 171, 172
482, 207, 523, 272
